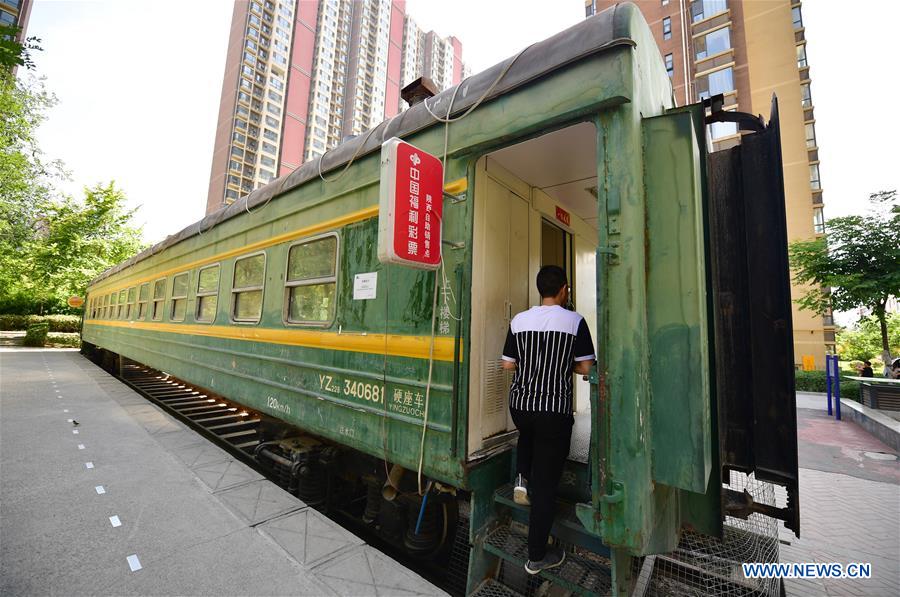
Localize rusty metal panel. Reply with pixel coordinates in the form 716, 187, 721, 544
707, 97, 800, 536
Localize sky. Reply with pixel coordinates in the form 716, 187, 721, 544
24, 0, 899, 247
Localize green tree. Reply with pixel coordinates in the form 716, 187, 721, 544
837, 314, 900, 363
3, 183, 145, 314
789, 190, 900, 353
0, 24, 42, 72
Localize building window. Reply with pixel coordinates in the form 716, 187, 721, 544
170, 272, 189, 322
665, 53, 674, 77
800, 82, 812, 107
137, 283, 149, 319
809, 163, 821, 190
232, 253, 266, 323
796, 44, 808, 68
196, 265, 220, 323
691, 0, 728, 22
695, 27, 730, 60
697, 66, 734, 99
585, 0, 596, 18
709, 120, 738, 139
805, 122, 817, 149
663, 17, 672, 40
813, 207, 825, 234
285, 235, 338, 325
662, 0, 669, 5
151, 278, 166, 321
792, 5, 803, 29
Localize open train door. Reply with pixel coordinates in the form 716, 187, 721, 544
706, 95, 801, 537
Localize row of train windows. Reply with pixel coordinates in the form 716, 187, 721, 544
87, 234, 339, 326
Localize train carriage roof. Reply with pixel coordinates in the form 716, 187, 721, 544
91, 3, 640, 286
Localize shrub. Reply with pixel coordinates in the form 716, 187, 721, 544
46, 333, 82, 348
0, 314, 81, 333
22, 323, 50, 347
794, 370, 860, 401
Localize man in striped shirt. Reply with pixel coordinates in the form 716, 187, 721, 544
501, 265, 595, 574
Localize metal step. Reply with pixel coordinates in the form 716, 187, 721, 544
483, 525, 612, 597
494, 483, 607, 554
470, 578, 525, 597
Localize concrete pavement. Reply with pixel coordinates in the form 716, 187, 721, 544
782, 399, 900, 596
0, 349, 446, 596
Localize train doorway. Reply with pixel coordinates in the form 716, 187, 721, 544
468, 122, 599, 456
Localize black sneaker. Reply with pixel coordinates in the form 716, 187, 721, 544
513, 473, 530, 506
524, 546, 566, 575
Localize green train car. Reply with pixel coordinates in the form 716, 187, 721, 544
82, 4, 800, 595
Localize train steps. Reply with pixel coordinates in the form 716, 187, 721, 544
470, 578, 525, 597
484, 484, 613, 596
493, 483, 608, 554
483, 524, 613, 596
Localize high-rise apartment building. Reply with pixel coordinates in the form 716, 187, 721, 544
1, 0, 33, 72
206, 0, 466, 215
587, 0, 830, 367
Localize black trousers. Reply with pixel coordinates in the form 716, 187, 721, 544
510, 408, 574, 561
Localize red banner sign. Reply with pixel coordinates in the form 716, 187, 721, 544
555, 205, 571, 227
378, 138, 443, 269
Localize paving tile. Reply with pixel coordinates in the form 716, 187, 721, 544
260, 508, 364, 568
193, 458, 264, 493
216, 479, 305, 525
170, 441, 233, 468
311, 545, 439, 596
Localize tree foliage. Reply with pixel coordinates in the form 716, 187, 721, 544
789, 190, 900, 351
0, 24, 42, 72
837, 313, 900, 364
0, 35, 144, 314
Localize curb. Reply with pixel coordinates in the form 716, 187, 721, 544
839, 398, 900, 452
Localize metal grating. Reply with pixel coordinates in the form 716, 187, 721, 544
648, 472, 780, 596
568, 410, 591, 463
483, 359, 512, 417
485, 524, 612, 596
471, 578, 526, 597
444, 499, 473, 597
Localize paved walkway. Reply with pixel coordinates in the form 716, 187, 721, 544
782, 399, 900, 596
0, 349, 446, 596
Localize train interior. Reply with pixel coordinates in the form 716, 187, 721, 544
468, 121, 599, 464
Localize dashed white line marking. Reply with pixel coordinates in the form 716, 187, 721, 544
72, 430, 79, 434
67, 419, 73, 423
84, 462, 94, 469
109, 515, 121, 527
63, 409, 69, 413
78, 444, 85, 450
126, 554, 142, 572
95, 485, 105, 495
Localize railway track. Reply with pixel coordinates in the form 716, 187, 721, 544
120, 362, 263, 460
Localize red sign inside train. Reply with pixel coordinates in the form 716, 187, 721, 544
378, 138, 443, 270
555, 206, 571, 227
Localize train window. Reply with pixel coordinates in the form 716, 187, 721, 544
102, 294, 109, 318
170, 272, 189, 322
284, 235, 337, 325
232, 253, 266, 323
196, 264, 220, 323
151, 278, 166, 321
110, 292, 118, 319
137, 283, 150, 319
118, 290, 127, 319
126, 287, 137, 320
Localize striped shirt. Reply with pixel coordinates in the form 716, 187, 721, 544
502, 305, 595, 414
